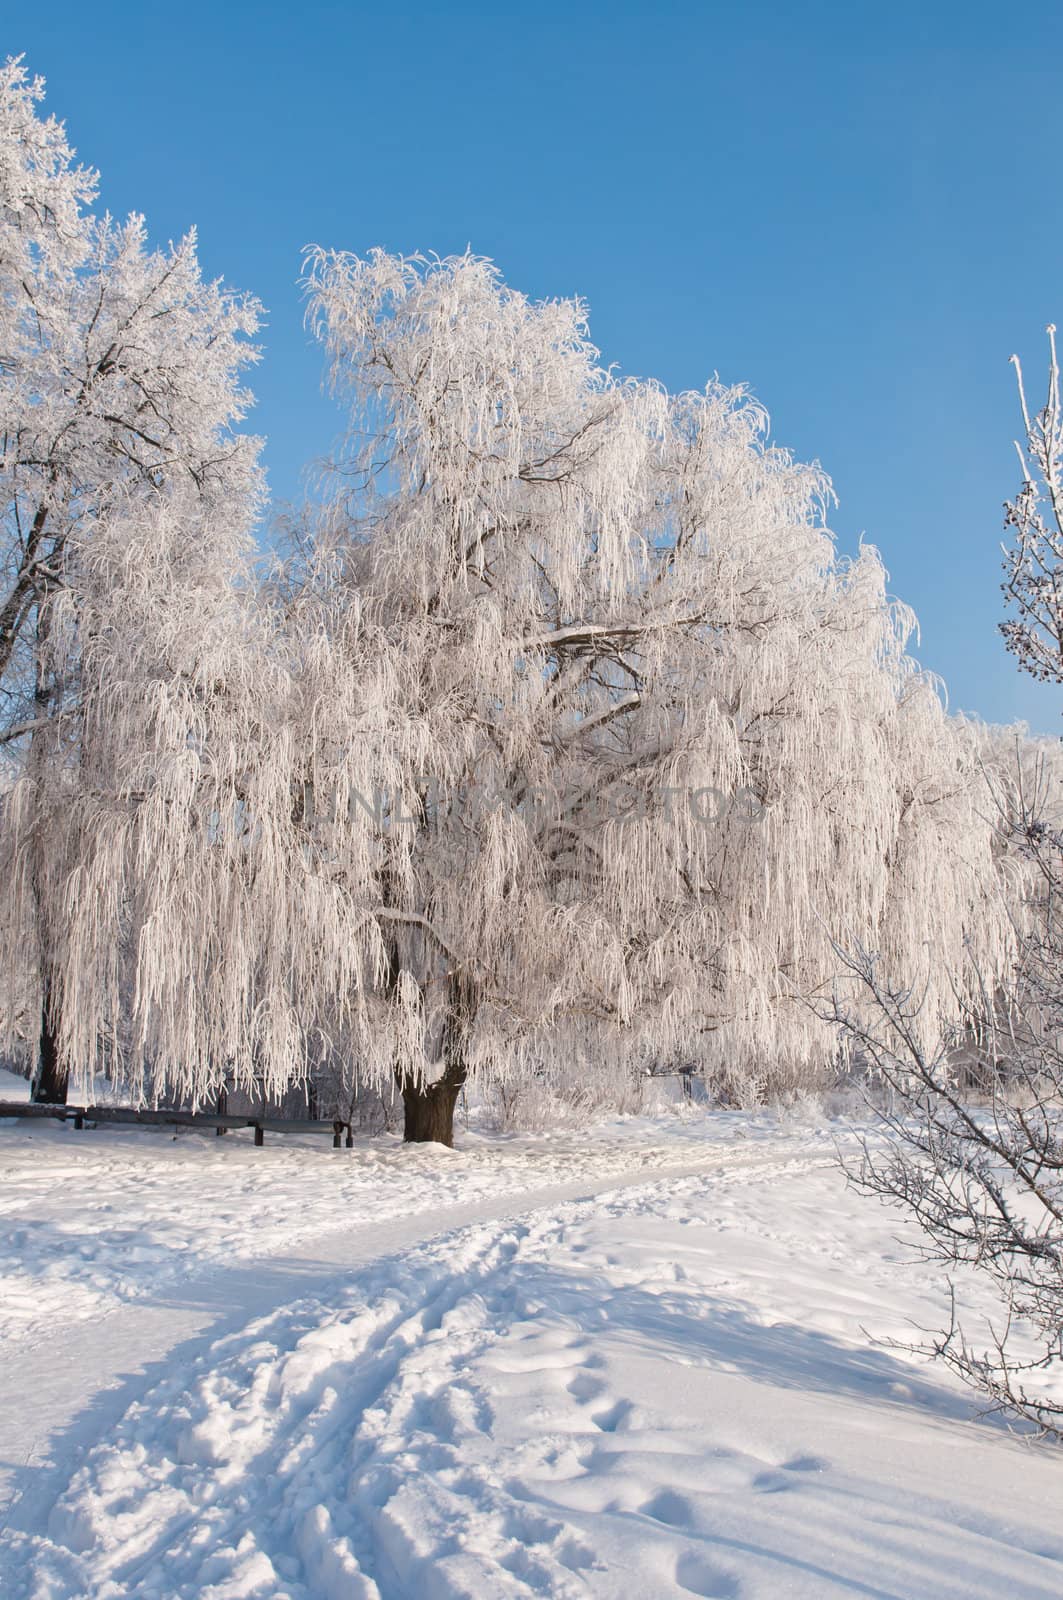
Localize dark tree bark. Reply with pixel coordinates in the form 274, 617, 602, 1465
401, 1056, 467, 1146
401, 970, 474, 1146
31, 972, 67, 1104
28, 591, 68, 1107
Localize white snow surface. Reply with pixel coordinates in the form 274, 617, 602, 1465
2, 1088, 1062, 1598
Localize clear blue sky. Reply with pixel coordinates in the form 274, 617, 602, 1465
12, 0, 1063, 730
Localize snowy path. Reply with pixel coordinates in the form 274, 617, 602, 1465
3, 1114, 1063, 1598
1, 1147, 771, 1532
0, 1091, 778, 1354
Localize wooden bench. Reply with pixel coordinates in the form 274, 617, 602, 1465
0, 1100, 87, 1125
0, 1101, 354, 1148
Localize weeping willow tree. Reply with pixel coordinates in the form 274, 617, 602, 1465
0, 60, 269, 1101
282, 248, 1021, 1143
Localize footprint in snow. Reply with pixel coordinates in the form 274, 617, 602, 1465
675, 1550, 743, 1598
590, 1398, 633, 1433
642, 1488, 696, 1528
566, 1371, 607, 1403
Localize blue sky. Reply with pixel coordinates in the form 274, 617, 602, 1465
12, 1, 1063, 730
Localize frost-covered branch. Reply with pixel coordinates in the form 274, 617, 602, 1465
1002, 328, 1063, 688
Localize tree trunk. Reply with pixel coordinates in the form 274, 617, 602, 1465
401, 1057, 467, 1146
28, 588, 68, 1107
31, 972, 67, 1104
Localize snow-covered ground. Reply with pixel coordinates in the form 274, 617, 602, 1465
2, 1090, 1062, 1598
0, 1070, 765, 1352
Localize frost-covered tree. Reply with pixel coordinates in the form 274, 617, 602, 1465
0, 59, 263, 1100
286, 249, 1019, 1143
829, 331, 1063, 1434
